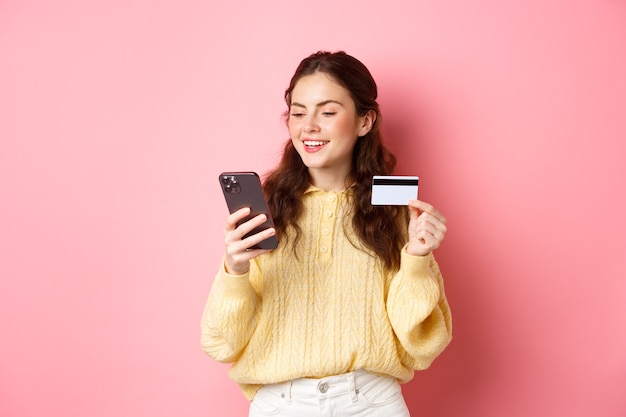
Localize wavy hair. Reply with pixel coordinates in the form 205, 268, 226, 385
263, 51, 408, 271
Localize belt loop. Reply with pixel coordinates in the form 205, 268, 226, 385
279, 381, 293, 404
286, 380, 293, 403
346, 372, 358, 402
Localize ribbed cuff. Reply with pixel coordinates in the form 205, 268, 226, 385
400, 244, 432, 278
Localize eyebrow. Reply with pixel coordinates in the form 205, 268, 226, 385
290, 99, 345, 108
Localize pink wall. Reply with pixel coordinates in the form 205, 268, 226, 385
1, 1, 625, 416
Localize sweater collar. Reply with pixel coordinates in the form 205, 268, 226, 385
303, 183, 356, 195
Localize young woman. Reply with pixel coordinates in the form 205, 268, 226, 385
201, 51, 452, 417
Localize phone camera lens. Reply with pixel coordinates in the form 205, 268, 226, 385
221, 175, 240, 193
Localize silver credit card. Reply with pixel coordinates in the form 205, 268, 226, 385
371, 176, 419, 205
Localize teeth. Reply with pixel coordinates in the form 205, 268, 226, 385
304, 140, 328, 147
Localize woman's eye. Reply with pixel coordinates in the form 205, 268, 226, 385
322, 112, 336, 116
290, 113, 305, 118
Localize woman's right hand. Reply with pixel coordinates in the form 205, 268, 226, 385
223, 207, 276, 275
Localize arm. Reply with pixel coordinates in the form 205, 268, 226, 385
200, 259, 261, 363
200, 207, 274, 362
387, 199, 452, 369
387, 251, 452, 370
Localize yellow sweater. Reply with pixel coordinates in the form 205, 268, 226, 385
201, 185, 452, 401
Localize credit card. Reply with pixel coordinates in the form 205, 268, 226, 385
371, 175, 419, 205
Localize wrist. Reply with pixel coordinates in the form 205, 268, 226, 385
224, 260, 250, 276
405, 244, 431, 257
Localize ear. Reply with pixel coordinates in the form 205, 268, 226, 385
357, 110, 376, 137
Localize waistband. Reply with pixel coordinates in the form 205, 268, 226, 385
261, 369, 388, 400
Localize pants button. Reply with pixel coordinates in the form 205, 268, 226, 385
319, 383, 329, 393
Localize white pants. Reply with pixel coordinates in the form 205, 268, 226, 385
248, 369, 410, 417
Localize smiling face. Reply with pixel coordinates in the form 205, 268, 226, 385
288, 72, 374, 190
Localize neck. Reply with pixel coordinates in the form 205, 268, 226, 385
308, 168, 352, 192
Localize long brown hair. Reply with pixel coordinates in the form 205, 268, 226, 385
263, 51, 408, 271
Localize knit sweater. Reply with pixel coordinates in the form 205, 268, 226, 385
201, 185, 452, 401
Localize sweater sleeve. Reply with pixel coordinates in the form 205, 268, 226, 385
386, 248, 453, 370
200, 258, 261, 363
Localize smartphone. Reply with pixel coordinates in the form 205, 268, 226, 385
371, 175, 419, 205
218, 172, 279, 250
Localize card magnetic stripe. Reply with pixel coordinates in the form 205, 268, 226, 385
372, 178, 419, 186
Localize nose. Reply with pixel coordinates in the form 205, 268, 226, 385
303, 115, 320, 133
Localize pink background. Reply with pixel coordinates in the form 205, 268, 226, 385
1, 0, 625, 416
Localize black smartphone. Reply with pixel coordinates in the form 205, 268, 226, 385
218, 172, 279, 250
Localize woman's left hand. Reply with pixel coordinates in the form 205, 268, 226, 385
406, 200, 447, 256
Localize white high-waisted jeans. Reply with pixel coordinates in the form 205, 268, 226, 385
248, 369, 410, 417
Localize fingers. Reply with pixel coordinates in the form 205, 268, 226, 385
408, 199, 446, 224
409, 201, 447, 234
225, 208, 268, 239
407, 200, 447, 256
224, 207, 252, 232
223, 207, 276, 274
415, 213, 446, 241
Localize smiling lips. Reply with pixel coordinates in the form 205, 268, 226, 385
303, 140, 329, 153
